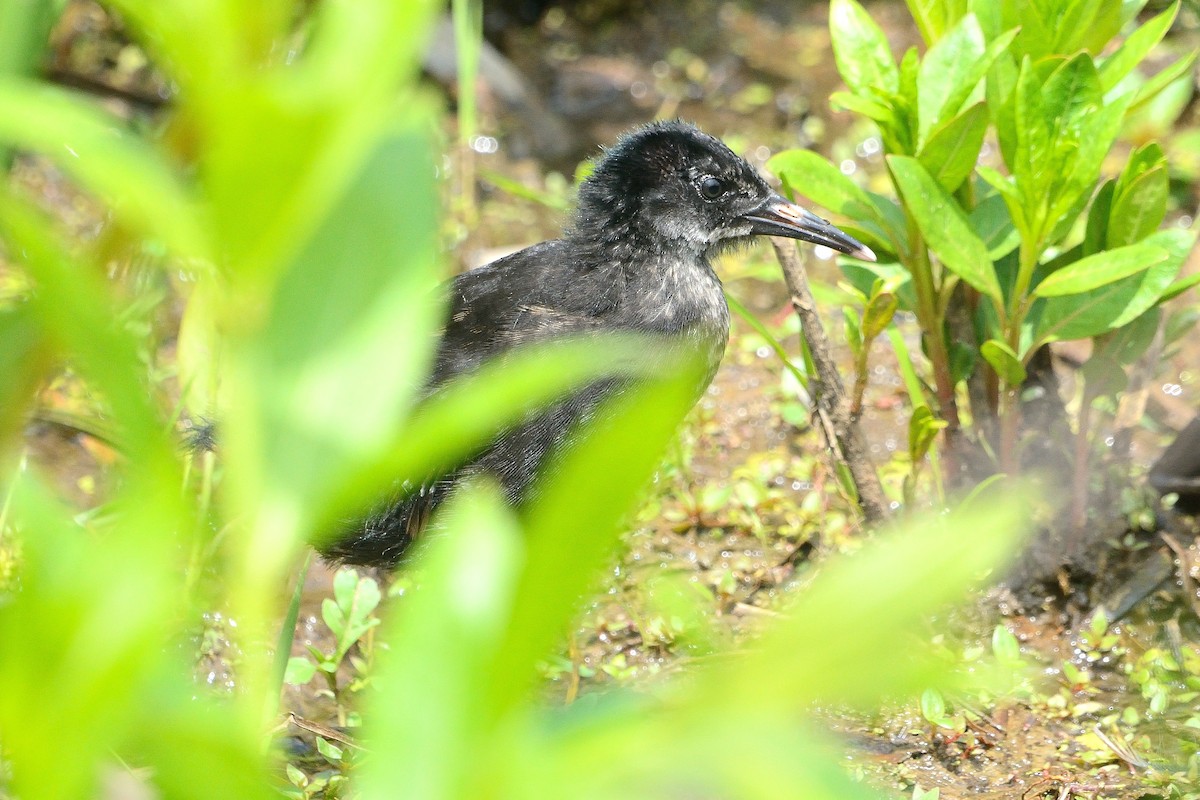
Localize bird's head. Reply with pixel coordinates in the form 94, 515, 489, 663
572, 120, 875, 262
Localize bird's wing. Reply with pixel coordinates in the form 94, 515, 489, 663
429, 240, 620, 387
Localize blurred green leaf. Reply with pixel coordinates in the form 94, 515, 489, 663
991, 624, 1022, 667
232, 125, 441, 534
908, 404, 948, 461
829, 90, 896, 124
0, 0, 57, 78
980, 338, 1026, 383
703, 489, 1032, 709
830, 0, 899, 97
1033, 242, 1167, 298
918, 102, 987, 193
1125, 51, 1198, 114
862, 290, 898, 340
357, 487, 525, 800
284, 657, 317, 686
888, 155, 1002, 306
1098, 2, 1179, 92
0, 78, 207, 257
0, 305, 51, 451
906, 0, 967, 45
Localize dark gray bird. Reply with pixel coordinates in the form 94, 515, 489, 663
323, 120, 874, 566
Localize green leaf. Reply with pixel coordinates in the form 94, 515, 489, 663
315, 737, 343, 763
908, 405, 947, 461
1035, 229, 1191, 341
0, 78, 207, 258
1033, 242, 1167, 298
0, 0, 57, 78
888, 155, 1002, 306
917, 14, 985, 141
360, 488, 523, 799
980, 339, 1026, 384
1084, 179, 1116, 255
0, 305, 51, 451
920, 687, 947, 722
768, 149, 876, 221
1126, 51, 1198, 114
969, 190, 1020, 259
843, 306, 864, 355
1107, 166, 1168, 248
241, 126, 441, 531
283, 657, 317, 686
829, 90, 896, 124
830, 0, 899, 96
918, 103, 988, 193
1098, 2, 1179, 92
862, 291, 899, 340
906, 0, 968, 45
977, 165, 1031, 246
991, 624, 1022, 667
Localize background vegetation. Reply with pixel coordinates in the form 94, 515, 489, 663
0, 1, 1198, 799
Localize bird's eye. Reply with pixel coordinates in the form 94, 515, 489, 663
698, 176, 725, 200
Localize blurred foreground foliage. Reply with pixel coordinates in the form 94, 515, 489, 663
0, 2, 1037, 798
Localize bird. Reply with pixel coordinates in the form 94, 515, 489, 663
321, 120, 875, 567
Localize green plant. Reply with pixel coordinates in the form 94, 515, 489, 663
770, 0, 1198, 484
284, 567, 382, 726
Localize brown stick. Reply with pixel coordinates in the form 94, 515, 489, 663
769, 238, 889, 523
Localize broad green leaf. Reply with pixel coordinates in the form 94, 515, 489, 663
1107, 166, 1168, 248
969, 190, 1020, 259
1033, 243, 1167, 298
240, 127, 442, 528
888, 155, 1002, 306
918, 25, 1018, 147
1098, 2, 1179, 92
918, 103, 988, 193
830, 0, 899, 96
1035, 229, 1191, 341
906, 0, 968, 45
0, 0, 56, 77
484, 364, 709, 721
284, 657, 317, 686
768, 149, 875, 220
709, 488, 1033, 709
0, 78, 207, 258
1080, 0, 1147, 54
980, 338, 1026, 383
361, 488, 523, 800
1047, 94, 1129, 229
917, 14, 985, 141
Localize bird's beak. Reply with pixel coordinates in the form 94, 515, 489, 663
744, 194, 876, 262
